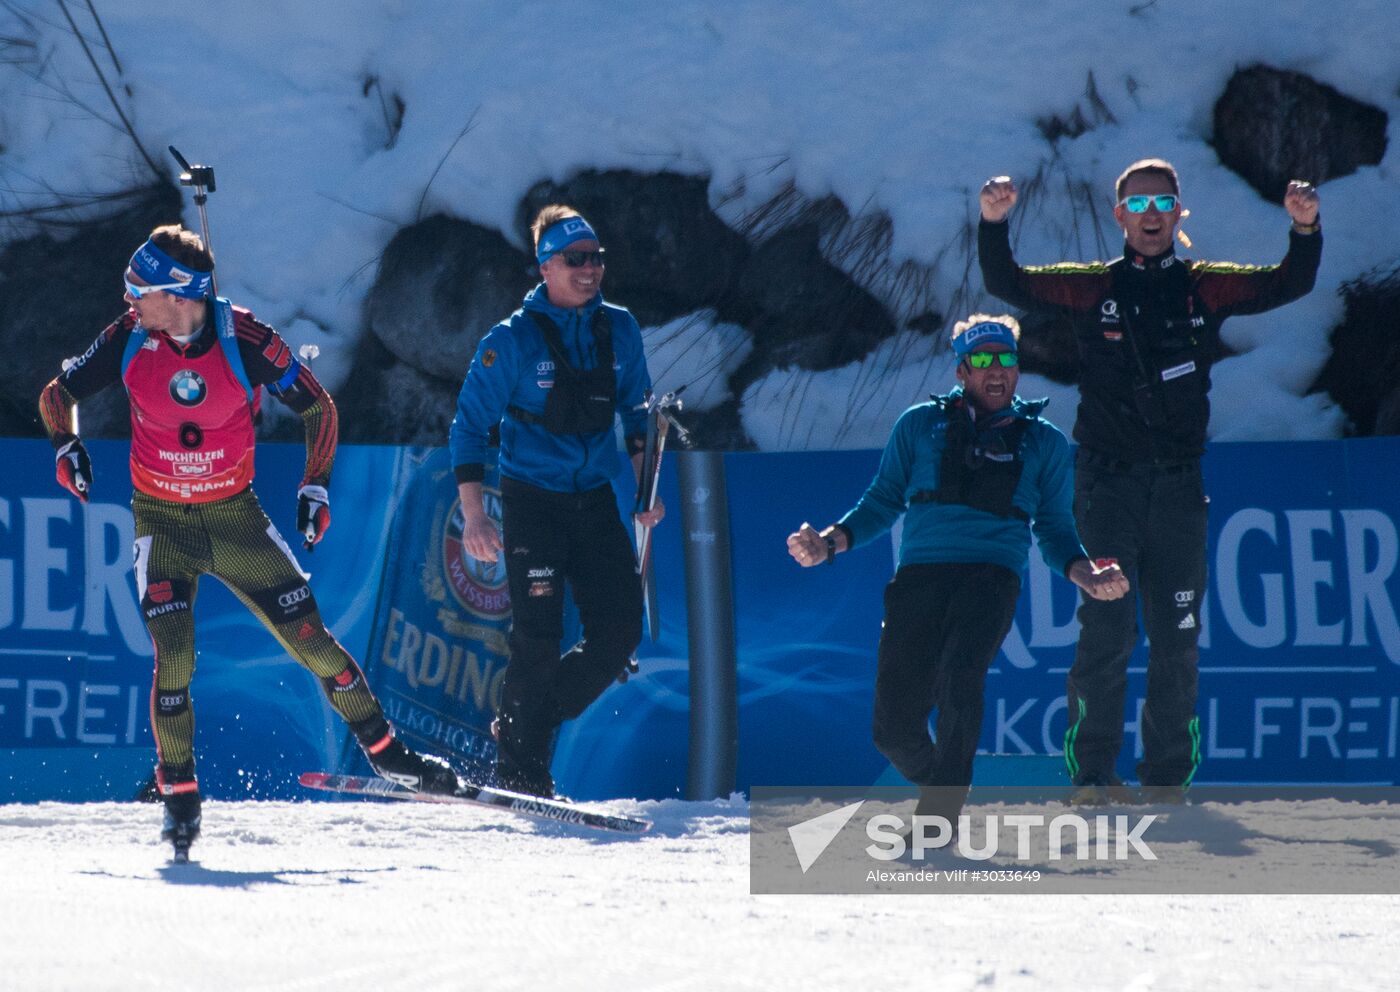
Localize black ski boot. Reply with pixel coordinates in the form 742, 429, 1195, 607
1069, 772, 1135, 807
362, 735, 460, 795
156, 764, 202, 863
491, 714, 556, 798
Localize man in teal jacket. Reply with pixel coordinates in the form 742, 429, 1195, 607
788, 313, 1128, 827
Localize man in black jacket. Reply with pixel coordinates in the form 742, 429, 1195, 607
977, 160, 1321, 800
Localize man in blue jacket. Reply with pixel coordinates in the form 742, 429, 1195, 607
788, 313, 1128, 827
450, 206, 663, 797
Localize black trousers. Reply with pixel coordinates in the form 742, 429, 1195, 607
1066, 454, 1208, 787
495, 478, 643, 770
871, 562, 1021, 805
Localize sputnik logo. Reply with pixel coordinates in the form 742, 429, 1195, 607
787, 801, 864, 873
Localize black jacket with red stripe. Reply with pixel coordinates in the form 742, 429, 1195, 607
978, 219, 1322, 463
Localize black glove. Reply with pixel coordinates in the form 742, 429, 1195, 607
55, 437, 93, 503
297, 483, 330, 549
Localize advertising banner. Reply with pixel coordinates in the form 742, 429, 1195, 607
357, 447, 691, 801
0, 438, 401, 800
732, 439, 1400, 789
4, 435, 1397, 803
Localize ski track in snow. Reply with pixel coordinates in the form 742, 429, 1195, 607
2, 799, 1396, 991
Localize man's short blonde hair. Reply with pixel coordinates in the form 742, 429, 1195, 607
951, 313, 1020, 344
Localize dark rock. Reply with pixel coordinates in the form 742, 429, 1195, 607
348, 171, 908, 445
905, 310, 946, 336
672, 398, 756, 452
0, 182, 183, 439
334, 324, 463, 446
518, 170, 750, 327
364, 214, 535, 382
1311, 266, 1400, 436
1036, 71, 1118, 144
1213, 65, 1388, 202
736, 223, 897, 371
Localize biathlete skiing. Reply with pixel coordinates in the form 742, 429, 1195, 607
38, 223, 459, 859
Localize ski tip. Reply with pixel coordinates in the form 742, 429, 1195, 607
299, 771, 331, 789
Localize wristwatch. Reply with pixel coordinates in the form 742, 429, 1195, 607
824, 532, 838, 564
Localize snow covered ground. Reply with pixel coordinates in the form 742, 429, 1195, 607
2, 797, 1397, 991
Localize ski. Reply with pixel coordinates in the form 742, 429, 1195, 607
299, 772, 652, 835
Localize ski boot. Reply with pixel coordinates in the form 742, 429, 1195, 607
1068, 772, 1135, 807
491, 714, 556, 799
1137, 783, 1190, 806
360, 730, 460, 795
156, 764, 202, 863
901, 785, 963, 860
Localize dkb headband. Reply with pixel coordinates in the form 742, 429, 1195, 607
536, 216, 598, 264
952, 321, 1018, 357
127, 239, 212, 299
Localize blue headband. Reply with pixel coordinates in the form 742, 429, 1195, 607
953, 321, 1018, 357
127, 239, 212, 299
536, 216, 598, 264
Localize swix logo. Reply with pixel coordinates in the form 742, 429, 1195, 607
149, 581, 173, 604
527, 568, 555, 578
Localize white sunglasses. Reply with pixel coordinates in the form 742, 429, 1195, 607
124, 272, 192, 298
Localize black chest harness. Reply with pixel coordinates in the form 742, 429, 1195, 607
507, 308, 617, 435
909, 393, 1036, 522
1105, 256, 1212, 430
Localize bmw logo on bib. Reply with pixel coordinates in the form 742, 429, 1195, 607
169, 369, 207, 407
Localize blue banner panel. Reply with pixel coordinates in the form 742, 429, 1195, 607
356, 447, 691, 801
730, 439, 1400, 788
5, 435, 1397, 802
0, 438, 401, 801
356, 447, 507, 782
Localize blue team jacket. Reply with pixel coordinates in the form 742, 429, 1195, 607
839, 389, 1087, 577
450, 284, 651, 493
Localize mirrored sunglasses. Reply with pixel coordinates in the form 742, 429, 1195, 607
1118, 194, 1179, 214
965, 351, 1019, 369
124, 274, 189, 298
560, 249, 606, 268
